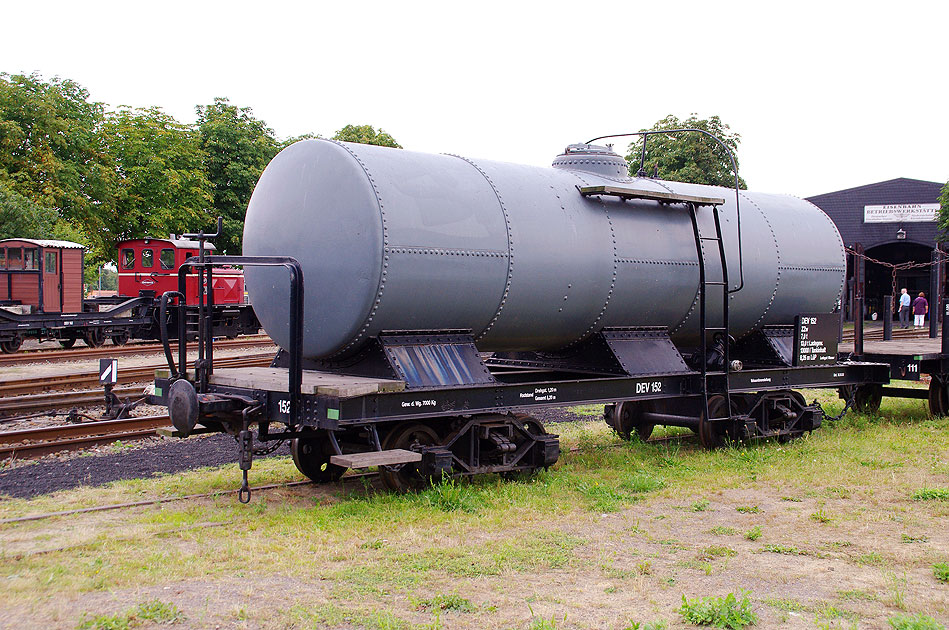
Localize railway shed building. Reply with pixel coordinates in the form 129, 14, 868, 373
806, 178, 946, 321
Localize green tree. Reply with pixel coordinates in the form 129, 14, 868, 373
0, 73, 116, 238
332, 124, 401, 148
938, 180, 949, 240
196, 98, 280, 254
0, 182, 59, 239
624, 114, 747, 189
102, 106, 213, 258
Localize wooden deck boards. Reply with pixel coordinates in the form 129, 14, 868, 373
838, 337, 944, 357
209, 367, 405, 398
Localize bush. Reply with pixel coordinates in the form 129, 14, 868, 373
678, 591, 758, 628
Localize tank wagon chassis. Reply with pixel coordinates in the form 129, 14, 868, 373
152, 249, 888, 502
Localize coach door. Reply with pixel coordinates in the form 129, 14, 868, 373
43, 248, 61, 312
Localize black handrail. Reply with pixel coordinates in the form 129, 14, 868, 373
585, 129, 745, 294
172, 255, 305, 424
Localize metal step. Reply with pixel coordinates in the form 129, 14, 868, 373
330, 448, 422, 469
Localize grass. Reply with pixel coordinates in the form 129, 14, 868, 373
77, 600, 184, 629
911, 488, 949, 501
678, 591, 758, 628
934, 562, 949, 583
888, 613, 945, 629
0, 389, 947, 627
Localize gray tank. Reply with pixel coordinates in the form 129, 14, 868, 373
242, 140, 845, 360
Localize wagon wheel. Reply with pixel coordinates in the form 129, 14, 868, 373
852, 384, 883, 414
698, 395, 735, 450
290, 429, 347, 483
379, 422, 440, 492
928, 377, 949, 417
59, 338, 77, 349
514, 413, 547, 437
0, 335, 22, 354
110, 330, 131, 346
608, 400, 654, 441
82, 328, 106, 348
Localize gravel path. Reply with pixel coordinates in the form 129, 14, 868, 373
0, 407, 596, 500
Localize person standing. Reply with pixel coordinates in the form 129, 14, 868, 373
913, 292, 929, 328
899, 288, 911, 328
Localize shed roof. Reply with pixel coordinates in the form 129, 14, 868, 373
806, 178, 944, 250
0, 238, 85, 249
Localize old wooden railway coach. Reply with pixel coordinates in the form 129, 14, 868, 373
0, 239, 84, 314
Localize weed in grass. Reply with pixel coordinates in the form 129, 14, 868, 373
860, 459, 903, 470
709, 526, 736, 535
826, 486, 852, 499
781, 496, 803, 502
911, 488, 949, 501
570, 476, 643, 512
691, 499, 710, 512
419, 477, 483, 513
855, 552, 887, 567
836, 589, 877, 602
888, 613, 945, 630
412, 593, 474, 613
811, 509, 832, 523
365, 609, 408, 629
620, 473, 665, 494
901, 534, 928, 544
763, 597, 807, 612
527, 606, 566, 630
744, 526, 762, 541
360, 538, 387, 549
636, 560, 652, 575
77, 600, 184, 629
884, 571, 908, 611
933, 562, 949, 583
763, 544, 806, 555
735, 505, 760, 514
678, 590, 758, 628
699, 545, 737, 560
624, 622, 668, 630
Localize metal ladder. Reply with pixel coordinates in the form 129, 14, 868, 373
688, 201, 733, 427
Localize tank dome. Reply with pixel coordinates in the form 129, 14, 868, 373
552, 143, 628, 178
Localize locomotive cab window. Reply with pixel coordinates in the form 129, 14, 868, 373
23, 248, 37, 270
141, 248, 154, 268
45, 251, 57, 274
121, 248, 135, 270
160, 248, 175, 270
7, 247, 21, 270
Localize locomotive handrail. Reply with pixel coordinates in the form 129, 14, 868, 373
176, 255, 305, 424
585, 129, 745, 294
159, 291, 184, 378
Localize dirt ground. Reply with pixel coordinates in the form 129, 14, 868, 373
0, 473, 946, 629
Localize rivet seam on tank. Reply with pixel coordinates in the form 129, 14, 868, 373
803, 197, 847, 310
445, 154, 514, 342
328, 140, 388, 358
744, 192, 781, 331
389, 246, 507, 258
563, 173, 617, 348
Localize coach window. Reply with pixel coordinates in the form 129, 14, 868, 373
141, 248, 154, 268
0, 248, 5, 269
45, 251, 58, 274
23, 248, 37, 270
7, 248, 21, 270
159, 248, 175, 270
121, 248, 135, 270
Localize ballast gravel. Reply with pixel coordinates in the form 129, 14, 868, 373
0, 407, 588, 499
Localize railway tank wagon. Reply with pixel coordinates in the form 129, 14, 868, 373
157, 137, 888, 499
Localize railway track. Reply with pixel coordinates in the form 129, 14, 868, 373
839, 326, 933, 342
0, 335, 274, 366
0, 415, 173, 460
0, 352, 277, 398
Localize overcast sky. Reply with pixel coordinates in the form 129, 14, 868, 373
2, 0, 946, 198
